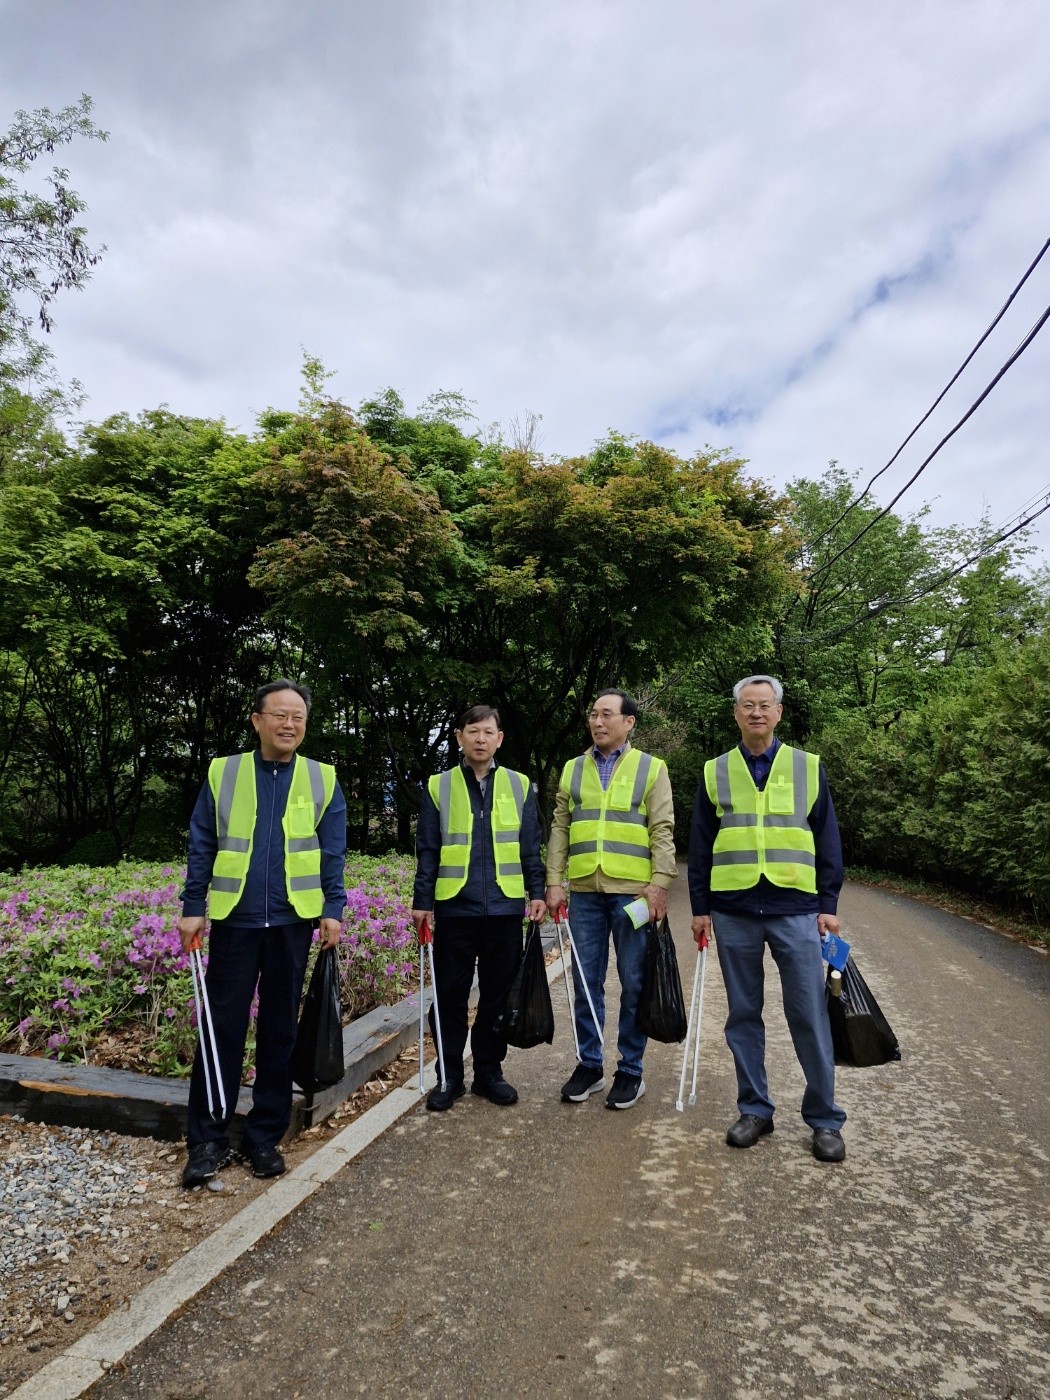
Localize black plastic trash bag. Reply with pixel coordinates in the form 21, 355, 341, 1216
637, 917, 687, 1043
494, 921, 555, 1049
826, 956, 901, 1067
292, 946, 344, 1092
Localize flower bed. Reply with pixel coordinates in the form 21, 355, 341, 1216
0, 853, 417, 1077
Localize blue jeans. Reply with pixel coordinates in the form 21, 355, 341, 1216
568, 891, 647, 1079
713, 910, 845, 1131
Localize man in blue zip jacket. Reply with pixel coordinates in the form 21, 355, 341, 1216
177, 680, 346, 1187
688, 675, 846, 1163
412, 704, 547, 1111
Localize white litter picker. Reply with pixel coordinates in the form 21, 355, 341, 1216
676, 930, 710, 1112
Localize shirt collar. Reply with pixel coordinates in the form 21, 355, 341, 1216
739, 737, 779, 764
591, 742, 628, 764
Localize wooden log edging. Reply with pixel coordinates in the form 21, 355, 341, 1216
0, 992, 427, 1144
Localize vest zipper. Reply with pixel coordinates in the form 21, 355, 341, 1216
264, 762, 278, 926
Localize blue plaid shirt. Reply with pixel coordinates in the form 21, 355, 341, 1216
592, 745, 626, 790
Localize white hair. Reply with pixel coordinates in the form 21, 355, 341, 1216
733, 675, 783, 704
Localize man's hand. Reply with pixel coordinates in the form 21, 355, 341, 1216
691, 914, 712, 947
527, 898, 548, 924
318, 917, 342, 950
411, 909, 434, 933
177, 915, 205, 955
644, 885, 668, 922
545, 884, 566, 917
817, 913, 840, 937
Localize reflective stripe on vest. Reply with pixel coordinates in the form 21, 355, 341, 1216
428, 766, 529, 902
207, 752, 337, 921
563, 748, 662, 883
704, 744, 819, 894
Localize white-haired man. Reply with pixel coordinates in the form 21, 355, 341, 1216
688, 675, 847, 1162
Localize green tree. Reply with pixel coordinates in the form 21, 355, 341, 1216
0, 95, 106, 378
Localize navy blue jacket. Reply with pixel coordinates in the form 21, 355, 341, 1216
688, 739, 843, 918
181, 750, 347, 927
413, 761, 545, 918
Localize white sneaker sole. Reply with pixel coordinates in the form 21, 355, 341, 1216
607, 1079, 646, 1110
562, 1076, 606, 1102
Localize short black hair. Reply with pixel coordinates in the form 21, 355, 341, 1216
456, 703, 501, 730
254, 679, 312, 715
592, 688, 638, 719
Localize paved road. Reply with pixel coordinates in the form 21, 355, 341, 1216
91, 879, 1049, 1399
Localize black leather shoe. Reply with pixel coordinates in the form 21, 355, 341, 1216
247, 1145, 287, 1178
812, 1128, 846, 1163
471, 1074, 519, 1106
181, 1142, 231, 1189
426, 1080, 466, 1112
725, 1114, 774, 1149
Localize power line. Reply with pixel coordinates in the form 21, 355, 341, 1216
785, 483, 1050, 644
806, 297, 1050, 583
801, 234, 1050, 558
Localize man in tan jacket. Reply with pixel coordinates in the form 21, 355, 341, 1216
546, 690, 676, 1110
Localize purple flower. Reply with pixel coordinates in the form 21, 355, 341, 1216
46, 1032, 70, 1050
51, 997, 70, 1012
16, 1016, 33, 1034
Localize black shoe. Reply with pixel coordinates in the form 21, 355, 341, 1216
426, 1080, 466, 1112
181, 1142, 231, 1189
247, 1145, 286, 1178
561, 1064, 606, 1102
812, 1128, 846, 1163
605, 1070, 646, 1110
726, 1114, 774, 1149
471, 1073, 519, 1106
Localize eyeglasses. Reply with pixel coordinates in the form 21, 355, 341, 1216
737, 702, 779, 714
260, 710, 307, 726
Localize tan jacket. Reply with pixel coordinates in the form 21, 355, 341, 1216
545, 741, 677, 893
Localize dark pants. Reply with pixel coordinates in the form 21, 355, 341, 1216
428, 914, 523, 1084
187, 922, 313, 1153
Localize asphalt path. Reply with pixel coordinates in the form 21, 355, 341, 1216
89, 878, 1049, 1399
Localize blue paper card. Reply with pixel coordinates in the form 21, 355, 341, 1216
822, 933, 851, 971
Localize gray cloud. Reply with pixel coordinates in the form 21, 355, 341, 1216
2, 0, 1048, 549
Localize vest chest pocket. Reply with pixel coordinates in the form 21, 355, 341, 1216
496, 795, 518, 828
287, 795, 316, 838
767, 773, 793, 815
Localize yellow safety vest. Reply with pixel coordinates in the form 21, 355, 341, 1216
428, 765, 529, 902
207, 752, 337, 921
563, 748, 663, 884
704, 743, 820, 894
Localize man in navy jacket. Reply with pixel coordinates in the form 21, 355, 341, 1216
412, 704, 546, 1111
178, 680, 346, 1186
689, 675, 846, 1163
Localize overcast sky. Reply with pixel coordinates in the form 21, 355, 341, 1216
3, 0, 1049, 556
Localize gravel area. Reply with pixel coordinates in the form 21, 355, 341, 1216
0, 1048, 420, 1396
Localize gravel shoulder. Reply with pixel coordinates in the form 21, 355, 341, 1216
0, 1050, 419, 1396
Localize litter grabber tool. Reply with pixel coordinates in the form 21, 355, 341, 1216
188, 935, 227, 1123
555, 904, 604, 1049
553, 913, 580, 1058
417, 918, 448, 1095
676, 931, 709, 1113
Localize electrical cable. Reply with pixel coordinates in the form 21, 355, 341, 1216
801, 235, 1050, 557
785, 484, 1050, 644
806, 298, 1050, 582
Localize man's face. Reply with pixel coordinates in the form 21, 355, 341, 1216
588, 696, 635, 755
456, 717, 503, 767
734, 683, 782, 748
251, 689, 308, 761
